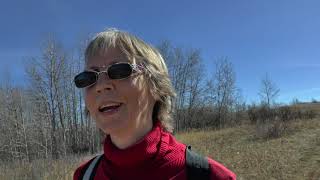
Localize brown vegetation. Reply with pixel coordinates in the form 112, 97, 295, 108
177, 118, 320, 180
1, 107, 319, 179
248, 104, 317, 139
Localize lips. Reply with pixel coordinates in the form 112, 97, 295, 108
98, 102, 122, 113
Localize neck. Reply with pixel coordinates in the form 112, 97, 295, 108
110, 118, 153, 149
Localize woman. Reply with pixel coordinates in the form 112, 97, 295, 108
73, 28, 236, 180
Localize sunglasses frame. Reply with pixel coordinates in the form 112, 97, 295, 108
74, 62, 143, 88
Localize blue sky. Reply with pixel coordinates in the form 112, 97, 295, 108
1, 0, 320, 103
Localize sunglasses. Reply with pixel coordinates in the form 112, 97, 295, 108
74, 62, 142, 88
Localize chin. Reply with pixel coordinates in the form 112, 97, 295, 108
97, 118, 130, 135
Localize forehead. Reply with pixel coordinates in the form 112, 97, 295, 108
85, 48, 133, 69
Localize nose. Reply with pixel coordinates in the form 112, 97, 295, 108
95, 73, 114, 93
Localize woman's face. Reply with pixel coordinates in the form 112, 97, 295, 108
84, 48, 156, 135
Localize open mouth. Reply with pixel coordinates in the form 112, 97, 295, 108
98, 103, 122, 113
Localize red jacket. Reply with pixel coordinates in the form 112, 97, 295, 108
74, 123, 236, 180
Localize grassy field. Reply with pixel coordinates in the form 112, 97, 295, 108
176, 118, 320, 180
1, 118, 319, 180
294, 102, 320, 112
0, 156, 81, 180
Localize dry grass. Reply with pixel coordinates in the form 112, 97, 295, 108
294, 102, 320, 112
0, 156, 85, 180
1, 118, 319, 180
176, 118, 320, 180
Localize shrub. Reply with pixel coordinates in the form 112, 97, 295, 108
248, 105, 290, 139
303, 110, 317, 119
255, 117, 288, 139
277, 106, 292, 122
248, 105, 258, 124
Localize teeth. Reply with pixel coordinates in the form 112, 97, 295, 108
99, 103, 121, 110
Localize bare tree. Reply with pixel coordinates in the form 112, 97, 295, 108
0, 79, 32, 162
25, 36, 69, 159
0, 35, 105, 163
208, 58, 238, 128
259, 73, 280, 107
184, 49, 206, 128
157, 42, 206, 130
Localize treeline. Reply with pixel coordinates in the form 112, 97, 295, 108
157, 41, 245, 131
248, 103, 317, 139
0, 38, 104, 162
0, 37, 317, 163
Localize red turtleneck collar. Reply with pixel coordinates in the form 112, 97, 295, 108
99, 122, 186, 179
103, 122, 164, 167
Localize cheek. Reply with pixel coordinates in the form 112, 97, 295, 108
118, 80, 141, 106
128, 80, 144, 97
84, 89, 95, 111
126, 79, 154, 106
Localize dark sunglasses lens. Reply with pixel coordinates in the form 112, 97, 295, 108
74, 72, 97, 88
108, 63, 133, 79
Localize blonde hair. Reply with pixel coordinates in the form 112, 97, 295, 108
85, 28, 176, 132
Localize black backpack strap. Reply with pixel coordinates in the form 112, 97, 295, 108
186, 146, 210, 180
80, 154, 103, 180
